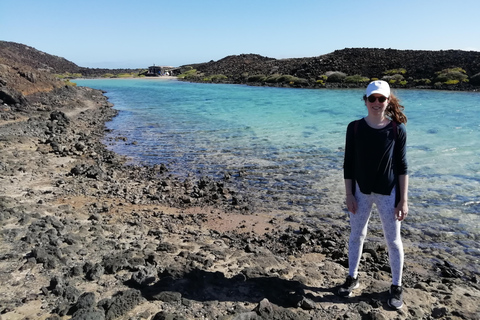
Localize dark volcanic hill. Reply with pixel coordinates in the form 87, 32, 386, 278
0, 42, 66, 104
0, 41, 80, 74
0, 41, 142, 78
2, 40, 480, 91
183, 49, 480, 89
0, 41, 144, 108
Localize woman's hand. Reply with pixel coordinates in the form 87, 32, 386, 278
395, 200, 408, 221
346, 194, 358, 214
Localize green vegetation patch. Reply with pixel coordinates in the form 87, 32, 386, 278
384, 68, 407, 75
345, 75, 370, 83
326, 71, 346, 83
265, 74, 282, 83
116, 73, 134, 78
383, 74, 405, 84
64, 80, 77, 86
178, 68, 201, 80
203, 74, 228, 82
264, 74, 308, 85
247, 75, 267, 82
435, 68, 468, 84
317, 75, 328, 81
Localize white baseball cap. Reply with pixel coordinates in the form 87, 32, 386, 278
366, 80, 390, 98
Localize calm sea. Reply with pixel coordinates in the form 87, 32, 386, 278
76, 78, 480, 263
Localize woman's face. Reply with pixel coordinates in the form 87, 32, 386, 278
365, 94, 389, 116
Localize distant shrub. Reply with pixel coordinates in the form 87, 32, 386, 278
281, 75, 307, 84
203, 74, 228, 82
370, 77, 379, 81
399, 80, 408, 86
184, 73, 203, 80
345, 75, 370, 83
264, 74, 308, 85
181, 66, 194, 72
435, 68, 468, 84
383, 74, 405, 82
316, 79, 325, 85
117, 73, 133, 78
470, 72, 480, 86
384, 68, 407, 75
102, 73, 115, 78
444, 79, 460, 85
178, 68, 199, 79
326, 71, 346, 83
442, 67, 466, 74
291, 77, 308, 85
247, 75, 267, 82
266, 74, 281, 83
64, 80, 77, 86
317, 75, 328, 81
278, 75, 297, 83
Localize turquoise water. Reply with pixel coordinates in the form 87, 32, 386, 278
76, 78, 480, 259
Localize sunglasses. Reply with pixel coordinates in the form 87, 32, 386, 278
367, 96, 388, 103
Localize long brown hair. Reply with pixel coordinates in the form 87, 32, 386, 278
386, 93, 407, 124
363, 92, 407, 124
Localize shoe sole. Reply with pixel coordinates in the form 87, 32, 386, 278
388, 286, 403, 309
338, 282, 360, 297
387, 301, 403, 310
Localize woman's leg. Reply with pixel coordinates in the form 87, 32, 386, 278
348, 186, 373, 279
375, 189, 404, 286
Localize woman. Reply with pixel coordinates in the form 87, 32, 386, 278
340, 80, 408, 310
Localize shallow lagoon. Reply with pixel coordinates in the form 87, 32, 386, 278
76, 78, 480, 270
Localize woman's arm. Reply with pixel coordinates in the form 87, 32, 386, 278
345, 179, 357, 214
395, 174, 409, 221
344, 122, 357, 214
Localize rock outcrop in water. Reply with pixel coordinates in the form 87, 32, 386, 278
1, 41, 480, 319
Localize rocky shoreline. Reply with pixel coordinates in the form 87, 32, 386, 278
0, 78, 479, 320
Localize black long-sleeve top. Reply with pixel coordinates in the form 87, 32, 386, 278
343, 118, 408, 199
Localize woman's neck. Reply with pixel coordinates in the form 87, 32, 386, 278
364, 115, 390, 129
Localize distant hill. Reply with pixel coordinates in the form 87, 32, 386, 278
0, 41, 145, 106
0, 41, 143, 78
0, 41, 80, 74
181, 49, 480, 89
0, 41, 67, 100
1, 40, 480, 93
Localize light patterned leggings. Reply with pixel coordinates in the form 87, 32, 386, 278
348, 184, 404, 286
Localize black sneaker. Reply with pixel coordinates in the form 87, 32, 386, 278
387, 285, 404, 309
338, 275, 359, 297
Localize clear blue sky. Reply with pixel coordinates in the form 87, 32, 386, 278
2, 0, 479, 68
